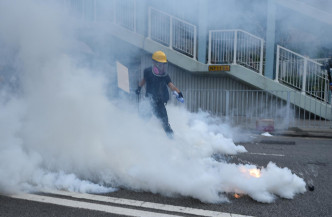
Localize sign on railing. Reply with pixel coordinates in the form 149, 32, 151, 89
208, 30, 264, 75
208, 65, 231, 72
148, 7, 197, 59
276, 45, 329, 102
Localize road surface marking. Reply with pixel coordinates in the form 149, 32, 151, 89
9, 191, 253, 217
247, 152, 285, 157
11, 193, 181, 217
45, 190, 235, 217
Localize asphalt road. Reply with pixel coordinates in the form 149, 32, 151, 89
1, 135, 331, 217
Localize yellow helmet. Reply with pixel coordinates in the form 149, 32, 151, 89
152, 51, 167, 63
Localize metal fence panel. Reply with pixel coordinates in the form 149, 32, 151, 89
149, 8, 170, 46
148, 7, 197, 59
208, 30, 264, 74
209, 30, 235, 64
306, 59, 329, 101
276, 46, 329, 102
180, 89, 332, 130
64, 0, 97, 22
115, 0, 136, 31
236, 31, 264, 73
63, 0, 136, 30
172, 18, 196, 58
277, 46, 305, 90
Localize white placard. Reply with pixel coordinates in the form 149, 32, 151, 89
116, 61, 130, 93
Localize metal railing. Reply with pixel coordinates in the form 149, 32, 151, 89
208, 30, 265, 75
62, 2, 331, 108
276, 45, 329, 102
63, 0, 136, 31
181, 89, 332, 130
148, 7, 197, 59
63, 0, 97, 22
113, 0, 136, 32
313, 58, 330, 65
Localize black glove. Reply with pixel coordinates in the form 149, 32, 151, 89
178, 92, 183, 98
135, 86, 141, 95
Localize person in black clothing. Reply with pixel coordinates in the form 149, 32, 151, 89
326, 57, 332, 91
320, 56, 332, 103
135, 51, 184, 137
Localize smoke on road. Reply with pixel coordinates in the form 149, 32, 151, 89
0, 0, 306, 203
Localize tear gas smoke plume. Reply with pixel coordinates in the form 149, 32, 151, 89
0, 0, 306, 203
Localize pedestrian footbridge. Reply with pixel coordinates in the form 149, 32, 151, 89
64, 0, 332, 127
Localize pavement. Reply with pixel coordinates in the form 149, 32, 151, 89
252, 119, 332, 139
273, 127, 332, 139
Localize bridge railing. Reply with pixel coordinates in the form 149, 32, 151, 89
62, 1, 331, 105
276, 45, 329, 102
63, 0, 97, 22
313, 58, 330, 64
208, 30, 265, 75
63, 0, 137, 32
148, 7, 197, 59
112, 0, 136, 32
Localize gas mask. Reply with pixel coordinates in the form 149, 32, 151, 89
152, 60, 168, 77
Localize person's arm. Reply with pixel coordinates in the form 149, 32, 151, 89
168, 82, 184, 99
138, 78, 146, 88
136, 78, 145, 95
168, 82, 180, 93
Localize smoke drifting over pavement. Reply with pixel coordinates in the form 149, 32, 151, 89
0, 0, 306, 203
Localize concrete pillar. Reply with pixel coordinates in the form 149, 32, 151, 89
264, 0, 276, 79
197, 1, 208, 63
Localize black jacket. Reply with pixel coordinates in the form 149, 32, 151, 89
144, 67, 171, 103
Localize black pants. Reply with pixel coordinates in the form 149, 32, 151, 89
151, 100, 174, 135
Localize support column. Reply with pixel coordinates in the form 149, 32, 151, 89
264, 0, 276, 79
198, 1, 208, 63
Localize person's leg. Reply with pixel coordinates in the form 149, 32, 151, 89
153, 101, 174, 136
139, 97, 153, 120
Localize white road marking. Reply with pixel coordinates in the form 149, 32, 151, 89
9, 191, 254, 217
247, 152, 285, 157
11, 193, 182, 217
44, 190, 233, 217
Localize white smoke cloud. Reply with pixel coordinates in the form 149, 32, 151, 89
0, 0, 306, 203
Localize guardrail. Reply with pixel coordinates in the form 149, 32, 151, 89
313, 58, 330, 64
276, 45, 329, 102
208, 30, 265, 75
181, 89, 332, 129
148, 7, 197, 59
63, 0, 136, 31
63, 0, 97, 22
113, 0, 136, 32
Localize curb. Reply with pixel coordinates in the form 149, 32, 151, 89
247, 128, 332, 139
274, 132, 332, 139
